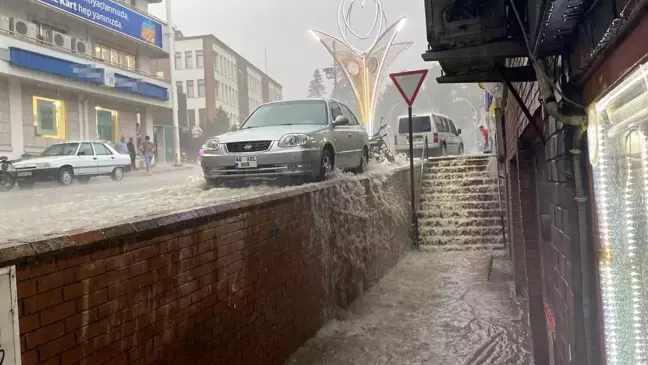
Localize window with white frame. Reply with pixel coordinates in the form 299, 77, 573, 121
197, 79, 205, 98
185, 51, 193, 69
186, 80, 195, 98
196, 50, 204, 68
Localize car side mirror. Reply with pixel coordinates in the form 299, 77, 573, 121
333, 116, 349, 127
457, 129, 462, 135
231, 123, 240, 132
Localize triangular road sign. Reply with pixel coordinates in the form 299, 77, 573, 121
390, 69, 429, 107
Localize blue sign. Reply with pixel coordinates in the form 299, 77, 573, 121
35, 0, 163, 48
9, 48, 169, 101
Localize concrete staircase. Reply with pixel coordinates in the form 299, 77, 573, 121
419, 155, 507, 251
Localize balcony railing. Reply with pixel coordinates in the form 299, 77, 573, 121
0, 27, 169, 83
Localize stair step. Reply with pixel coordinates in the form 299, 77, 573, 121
420, 235, 505, 246
427, 156, 494, 167
420, 201, 501, 210
419, 217, 504, 228
424, 172, 494, 181
420, 209, 504, 219
421, 226, 504, 237
422, 177, 495, 189
421, 192, 501, 203
426, 165, 491, 174
422, 184, 498, 195
421, 243, 507, 252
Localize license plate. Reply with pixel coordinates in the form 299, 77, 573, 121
234, 156, 257, 169
17, 172, 32, 177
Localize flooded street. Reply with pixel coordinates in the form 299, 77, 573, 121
286, 249, 533, 365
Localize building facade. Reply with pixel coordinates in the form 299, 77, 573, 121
0, 0, 171, 160
152, 32, 282, 134
422, 0, 648, 363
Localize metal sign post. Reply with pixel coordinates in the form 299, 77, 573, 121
389, 69, 428, 247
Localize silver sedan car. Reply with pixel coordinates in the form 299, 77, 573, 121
201, 98, 369, 183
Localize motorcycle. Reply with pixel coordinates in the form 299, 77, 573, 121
369, 122, 395, 163
0, 156, 16, 192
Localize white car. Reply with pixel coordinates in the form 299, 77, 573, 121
12, 142, 131, 188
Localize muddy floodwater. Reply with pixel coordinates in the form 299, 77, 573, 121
286, 249, 533, 365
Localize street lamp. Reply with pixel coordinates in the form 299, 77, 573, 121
165, 0, 181, 166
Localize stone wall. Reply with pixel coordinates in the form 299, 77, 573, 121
0, 168, 417, 365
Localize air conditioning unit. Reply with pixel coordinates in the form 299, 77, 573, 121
0, 16, 10, 33
12, 19, 38, 39
71, 39, 91, 56
52, 31, 71, 50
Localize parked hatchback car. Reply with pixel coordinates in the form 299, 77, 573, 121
394, 113, 464, 157
12, 141, 131, 188
201, 98, 369, 184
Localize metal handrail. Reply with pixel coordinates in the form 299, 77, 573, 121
417, 136, 429, 208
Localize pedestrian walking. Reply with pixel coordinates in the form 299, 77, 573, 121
115, 136, 129, 154
140, 135, 155, 175
127, 137, 137, 170
479, 126, 490, 153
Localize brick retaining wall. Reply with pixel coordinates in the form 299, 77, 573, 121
0, 167, 418, 365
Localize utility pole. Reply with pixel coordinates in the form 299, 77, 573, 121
166, 0, 182, 166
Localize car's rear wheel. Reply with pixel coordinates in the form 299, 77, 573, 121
111, 167, 124, 181
354, 147, 368, 174
78, 176, 91, 184
17, 180, 34, 189
318, 148, 334, 181
58, 167, 74, 186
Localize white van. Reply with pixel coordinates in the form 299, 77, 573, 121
394, 113, 464, 157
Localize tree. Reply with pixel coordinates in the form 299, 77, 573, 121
202, 106, 230, 141
308, 69, 326, 98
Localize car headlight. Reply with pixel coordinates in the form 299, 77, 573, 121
36, 163, 50, 168
278, 134, 311, 148
205, 139, 220, 151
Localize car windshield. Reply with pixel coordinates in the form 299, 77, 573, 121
240, 101, 328, 129
41, 143, 79, 157
399, 116, 432, 134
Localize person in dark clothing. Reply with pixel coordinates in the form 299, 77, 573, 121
127, 138, 137, 170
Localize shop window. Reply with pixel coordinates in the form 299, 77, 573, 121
94, 43, 136, 70
185, 51, 193, 69
196, 51, 204, 68
590, 63, 648, 363
33, 96, 66, 139
198, 79, 205, 98
187, 81, 195, 98
96, 107, 119, 143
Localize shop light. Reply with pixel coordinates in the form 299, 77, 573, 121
596, 65, 648, 112
594, 113, 618, 365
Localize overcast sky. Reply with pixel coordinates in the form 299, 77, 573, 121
149, 0, 434, 99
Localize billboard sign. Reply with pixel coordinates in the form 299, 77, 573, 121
34, 0, 163, 48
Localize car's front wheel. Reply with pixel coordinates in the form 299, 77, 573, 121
111, 167, 124, 181
317, 148, 334, 181
58, 167, 74, 186
458, 144, 464, 155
